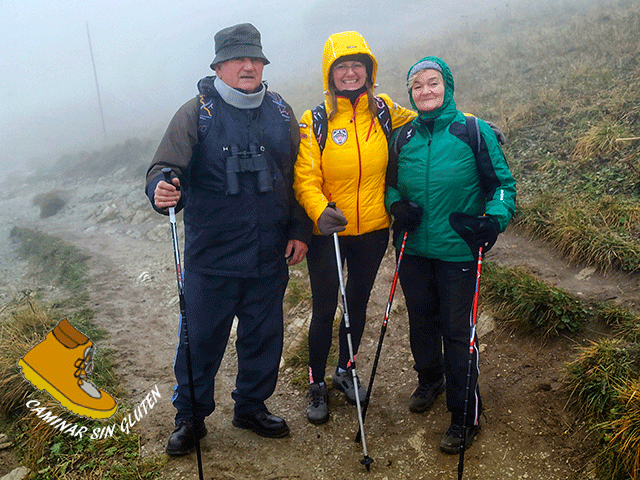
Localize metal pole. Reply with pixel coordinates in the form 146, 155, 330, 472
86, 21, 107, 141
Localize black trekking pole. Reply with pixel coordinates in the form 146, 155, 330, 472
355, 229, 408, 443
162, 168, 204, 480
458, 245, 483, 480
327, 202, 373, 471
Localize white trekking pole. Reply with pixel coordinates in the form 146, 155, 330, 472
327, 201, 373, 471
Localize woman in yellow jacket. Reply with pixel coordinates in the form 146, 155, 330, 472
293, 31, 416, 424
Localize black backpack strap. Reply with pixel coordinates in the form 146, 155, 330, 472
311, 103, 328, 154
392, 123, 415, 157
197, 94, 215, 144
386, 122, 416, 190
266, 91, 292, 121
374, 96, 392, 141
463, 115, 502, 198
465, 114, 481, 158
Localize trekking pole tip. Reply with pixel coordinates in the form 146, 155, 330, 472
361, 455, 373, 471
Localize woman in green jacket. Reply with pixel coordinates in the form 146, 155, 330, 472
385, 56, 516, 453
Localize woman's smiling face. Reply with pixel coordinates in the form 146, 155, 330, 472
411, 69, 445, 112
331, 60, 367, 91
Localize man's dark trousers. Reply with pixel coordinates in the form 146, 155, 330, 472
171, 270, 287, 423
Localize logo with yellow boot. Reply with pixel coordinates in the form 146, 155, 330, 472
18, 319, 117, 419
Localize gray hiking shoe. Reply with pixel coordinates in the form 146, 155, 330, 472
409, 377, 445, 413
332, 368, 367, 405
439, 421, 481, 454
306, 383, 329, 424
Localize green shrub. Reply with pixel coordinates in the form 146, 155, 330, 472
480, 261, 587, 335
32, 190, 67, 218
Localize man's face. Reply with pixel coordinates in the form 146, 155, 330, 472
215, 57, 265, 92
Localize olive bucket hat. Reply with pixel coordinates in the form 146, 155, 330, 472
210, 23, 270, 69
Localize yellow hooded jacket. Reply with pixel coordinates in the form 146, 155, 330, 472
294, 31, 416, 236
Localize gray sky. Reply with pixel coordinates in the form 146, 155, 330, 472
0, 0, 499, 176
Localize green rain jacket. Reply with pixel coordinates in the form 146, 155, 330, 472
385, 56, 516, 262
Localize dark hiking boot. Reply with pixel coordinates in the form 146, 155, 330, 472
409, 377, 445, 413
332, 368, 367, 405
306, 383, 329, 424
232, 409, 290, 438
439, 421, 481, 454
166, 419, 207, 456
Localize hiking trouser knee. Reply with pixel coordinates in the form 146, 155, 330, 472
437, 260, 482, 422
399, 255, 445, 382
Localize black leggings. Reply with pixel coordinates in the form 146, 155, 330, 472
306, 229, 389, 383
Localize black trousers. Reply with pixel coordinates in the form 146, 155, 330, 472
306, 229, 389, 383
398, 254, 482, 426
172, 270, 287, 422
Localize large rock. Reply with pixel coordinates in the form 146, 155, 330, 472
0, 467, 30, 480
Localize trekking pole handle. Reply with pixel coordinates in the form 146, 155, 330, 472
161, 167, 180, 191
328, 201, 336, 209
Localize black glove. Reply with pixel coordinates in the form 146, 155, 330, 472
486, 121, 506, 145
317, 205, 348, 235
390, 200, 423, 232
449, 212, 500, 254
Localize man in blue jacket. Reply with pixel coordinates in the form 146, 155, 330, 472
145, 23, 311, 455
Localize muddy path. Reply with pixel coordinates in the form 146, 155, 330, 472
1, 173, 638, 479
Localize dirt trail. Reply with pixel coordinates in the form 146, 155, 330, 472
1, 173, 638, 479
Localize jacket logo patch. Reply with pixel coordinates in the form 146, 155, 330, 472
332, 129, 348, 146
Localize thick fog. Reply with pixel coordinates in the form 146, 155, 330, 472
1, 0, 518, 179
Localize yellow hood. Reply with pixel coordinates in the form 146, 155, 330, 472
322, 31, 378, 94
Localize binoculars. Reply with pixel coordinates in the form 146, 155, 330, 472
226, 145, 272, 195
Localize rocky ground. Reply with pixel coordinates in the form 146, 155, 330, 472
0, 167, 638, 480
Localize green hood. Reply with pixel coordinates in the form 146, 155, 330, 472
406, 56, 456, 120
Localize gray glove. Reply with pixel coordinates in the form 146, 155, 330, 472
317, 205, 348, 235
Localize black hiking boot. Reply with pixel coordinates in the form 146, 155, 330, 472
166, 419, 207, 456
232, 409, 290, 438
439, 421, 481, 454
409, 377, 445, 413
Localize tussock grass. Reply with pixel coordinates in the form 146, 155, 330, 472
16, 405, 165, 479
565, 340, 639, 422
0, 292, 57, 415
516, 194, 640, 273
572, 122, 628, 161
480, 261, 587, 336
565, 341, 640, 480
1, 230, 163, 478
597, 379, 640, 480
9, 227, 90, 294
596, 301, 640, 344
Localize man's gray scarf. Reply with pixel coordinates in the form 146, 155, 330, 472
215, 76, 265, 109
